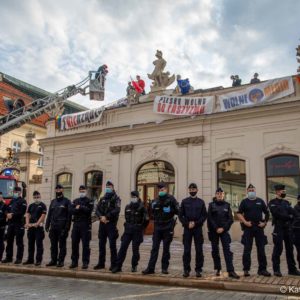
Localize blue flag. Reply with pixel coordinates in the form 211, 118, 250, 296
178, 78, 191, 94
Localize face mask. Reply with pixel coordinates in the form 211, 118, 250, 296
248, 192, 256, 200
159, 191, 167, 197
280, 193, 286, 199
13, 193, 19, 199
189, 192, 197, 197
56, 192, 63, 197
34, 198, 40, 203
79, 192, 86, 198
105, 187, 113, 194
131, 197, 138, 203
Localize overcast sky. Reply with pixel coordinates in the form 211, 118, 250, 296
0, 0, 299, 109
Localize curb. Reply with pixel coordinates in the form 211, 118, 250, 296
0, 265, 282, 295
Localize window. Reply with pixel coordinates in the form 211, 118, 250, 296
85, 171, 103, 202
217, 159, 246, 210
56, 173, 72, 199
266, 155, 300, 206
12, 141, 21, 153
37, 147, 43, 167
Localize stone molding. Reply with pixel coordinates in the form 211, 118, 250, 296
175, 136, 204, 146
110, 144, 134, 154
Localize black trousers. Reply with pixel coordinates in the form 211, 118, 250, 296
0, 226, 5, 261
241, 226, 268, 272
272, 226, 297, 272
116, 228, 143, 269
5, 223, 24, 261
27, 227, 45, 262
49, 227, 68, 263
209, 231, 234, 272
182, 226, 204, 272
98, 222, 119, 268
147, 226, 174, 271
71, 221, 91, 265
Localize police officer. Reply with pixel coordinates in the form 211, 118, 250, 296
179, 183, 207, 278
94, 181, 121, 270
112, 191, 149, 273
69, 185, 93, 269
237, 184, 271, 277
45, 184, 71, 267
269, 184, 300, 276
142, 182, 179, 275
2, 186, 27, 264
293, 194, 300, 269
23, 191, 47, 266
0, 192, 8, 261
208, 187, 239, 279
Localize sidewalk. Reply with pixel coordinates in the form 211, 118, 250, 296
0, 224, 299, 296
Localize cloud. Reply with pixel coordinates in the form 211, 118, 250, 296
0, 0, 299, 109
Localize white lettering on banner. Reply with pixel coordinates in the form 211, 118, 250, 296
153, 95, 214, 115
219, 76, 294, 112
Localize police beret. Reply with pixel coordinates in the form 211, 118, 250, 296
79, 185, 86, 190
274, 184, 285, 191
247, 184, 255, 189
55, 184, 63, 189
106, 180, 114, 187
188, 183, 198, 189
33, 191, 40, 196
131, 191, 139, 197
297, 194, 300, 200
157, 182, 166, 189
215, 187, 224, 193
14, 186, 21, 192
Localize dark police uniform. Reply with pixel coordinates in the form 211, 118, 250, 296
113, 198, 149, 272
70, 195, 93, 267
207, 198, 234, 273
179, 195, 207, 274
4, 196, 27, 263
143, 192, 179, 273
269, 196, 298, 274
293, 197, 300, 269
95, 191, 121, 269
26, 201, 47, 264
238, 196, 269, 273
45, 195, 71, 265
0, 200, 8, 261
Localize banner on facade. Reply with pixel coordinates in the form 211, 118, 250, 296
219, 76, 294, 112
58, 107, 105, 130
153, 95, 214, 116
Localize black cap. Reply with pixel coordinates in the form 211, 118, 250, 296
55, 184, 63, 189
79, 185, 86, 190
14, 186, 21, 192
188, 183, 198, 189
157, 182, 166, 189
215, 187, 224, 193
247, 183, 255, 189
297, 194, 300, 200
33, 191, 40, 196
274, 184, 285, 191
131, 191, 139, 198
106, 180, 114, 187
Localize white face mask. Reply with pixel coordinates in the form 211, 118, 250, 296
131, 197, 138, 203
34, 198, 40, 203
79, 192, 86, 198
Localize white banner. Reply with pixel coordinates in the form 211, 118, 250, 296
219, 76, 294, 112
153, 95, 214, 115
59, 107, 104, 130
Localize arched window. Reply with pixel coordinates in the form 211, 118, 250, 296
85, 170, 103, 202
217, 159, 246, 210
12, 141, 21, 153
56, 173, 73, 199
266, 155, 300, 205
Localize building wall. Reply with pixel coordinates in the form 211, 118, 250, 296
39, 80, 300, 240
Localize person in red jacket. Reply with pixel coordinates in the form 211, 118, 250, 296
136, 75, 145, 95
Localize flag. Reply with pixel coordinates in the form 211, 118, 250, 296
178, 78, 191, 94
131, 80, 143, 93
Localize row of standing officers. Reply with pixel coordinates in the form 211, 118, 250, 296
0, 181, 300, 279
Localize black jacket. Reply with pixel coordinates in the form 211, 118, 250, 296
179, 196, 207, 228
0, 201, 8, 227
7, 196, 27, 224
269, 197, 295, 228
70, 196, 93, 223
27, 202, 47, 223
124, 200, 149, 230
96, 192, 121, 224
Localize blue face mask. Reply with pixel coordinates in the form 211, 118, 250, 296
248, 191, 256, 200
159, 191, 167, 197
13, 193, 19, 199
105, 187, 113, 194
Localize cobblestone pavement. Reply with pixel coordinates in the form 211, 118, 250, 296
0, 272, 295, 300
